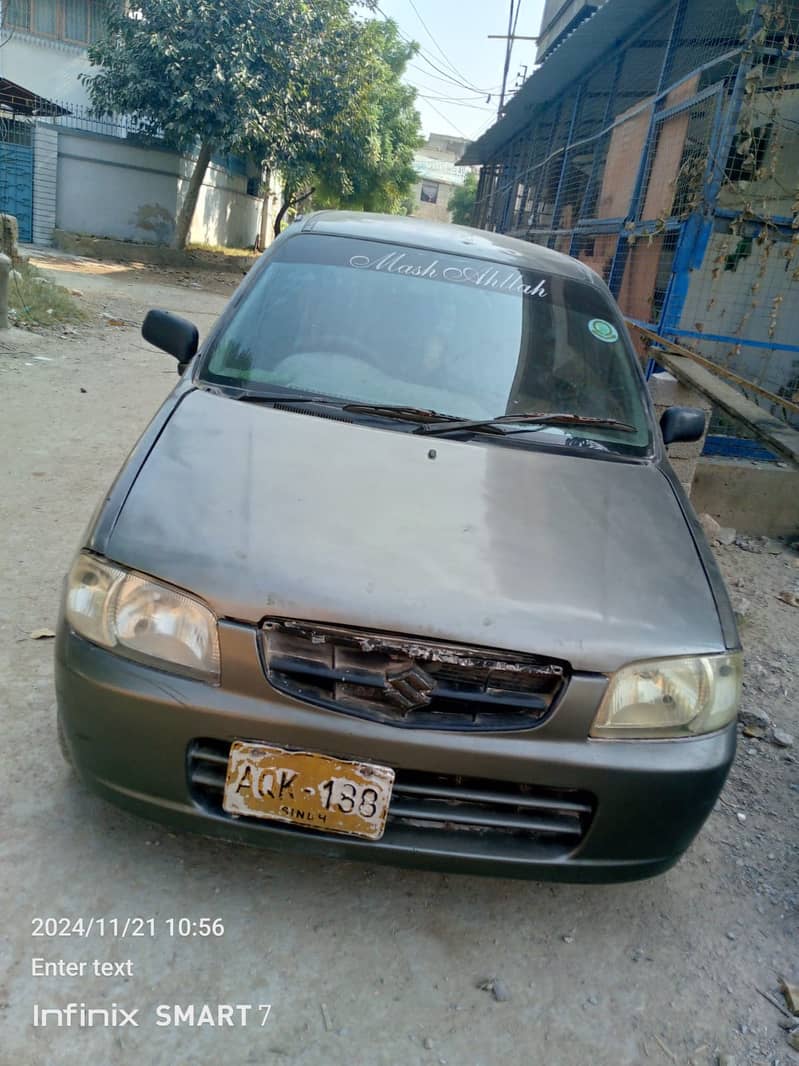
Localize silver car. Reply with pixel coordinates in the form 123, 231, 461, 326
56, 212, 741, 882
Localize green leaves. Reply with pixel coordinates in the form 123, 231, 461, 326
448, 172, 479, 226
81, 1, 422, 239
272, 16, 422, 219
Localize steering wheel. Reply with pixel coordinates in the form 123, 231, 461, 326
307, 334, 378, 365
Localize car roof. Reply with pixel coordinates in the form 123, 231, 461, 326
298, 211, 599, 284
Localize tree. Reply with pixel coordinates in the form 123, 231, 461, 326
82, 0, 358, 249
267, 18, 423, 235
448, 172, 479, 226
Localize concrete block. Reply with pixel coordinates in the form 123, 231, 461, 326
691, 458, 799, 537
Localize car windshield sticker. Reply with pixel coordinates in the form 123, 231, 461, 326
588, 318, 619, 343
348, 252, 548, 299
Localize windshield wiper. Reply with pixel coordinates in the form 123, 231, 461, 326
232, 392, 348, 406
228, 395, 462, 425
341, 403, 463, 424
415, 412, 638, 437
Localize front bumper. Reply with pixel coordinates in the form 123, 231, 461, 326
55, 622, 736, 883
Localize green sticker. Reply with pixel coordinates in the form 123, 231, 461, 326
588, 318, 619, 344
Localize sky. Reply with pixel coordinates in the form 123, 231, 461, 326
370, 0, 546, 144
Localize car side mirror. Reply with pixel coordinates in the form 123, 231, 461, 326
142, 309, 199, 369
660, 406, 706, 445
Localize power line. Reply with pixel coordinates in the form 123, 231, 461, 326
376, 4, 492, 96
423, 98, 471, 140
408, 64, 502, 95
416, 95, 496, 111
405, 0, 475, 88
409, 72, 496, 100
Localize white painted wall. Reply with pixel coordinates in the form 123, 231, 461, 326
56, 129, 180, 242
53, 130, 263, 248
0, 30, 91, 107
179, 156, 262, 249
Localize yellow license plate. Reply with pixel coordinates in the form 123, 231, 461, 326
222, 741, 395, 841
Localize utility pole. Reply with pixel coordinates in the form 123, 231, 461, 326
489, 1, 538, 117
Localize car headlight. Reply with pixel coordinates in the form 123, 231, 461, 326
590, 653, 742, 739
65, 553, 220, 683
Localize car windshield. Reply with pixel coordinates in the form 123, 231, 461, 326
200, 233, 652, 453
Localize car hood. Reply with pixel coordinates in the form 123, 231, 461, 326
105, 389, 725, 672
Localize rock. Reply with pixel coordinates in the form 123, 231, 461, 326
717, 1054, 736, 1066
477, 977, 509, 1002
69, 288, 84, 297
740, 707, 771, 730
717, 527, 737, 546
29, 627, 56, 639
731, 595, 752, 622
491, 980, 510, 1002
780, 979, 799, 1014
423, 1037, 434, 1050
700, 513, 722, 541
772, 729, 794, 749
777, 590, 799, 608
562, 934, 574, 944
736, 535, 768, 553
789, 1030, 799, 1052
736, 811, 747, 824
747, 662, 768, 682
742, 724, 767, 739
726, 931, 736, 940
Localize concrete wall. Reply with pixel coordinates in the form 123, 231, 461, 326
178, 156, 261, 250
56, 129, 180, 243
0, 31, 91, 107
691, 458, 799, 537
53, 130, 262, 248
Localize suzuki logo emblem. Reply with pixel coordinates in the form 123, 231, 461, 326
384, 662, 435, 712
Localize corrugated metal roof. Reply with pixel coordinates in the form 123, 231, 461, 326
460, 0, 664, 165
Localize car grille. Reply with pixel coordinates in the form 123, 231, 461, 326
187, 739, 594, 853
260, 619, 568, 731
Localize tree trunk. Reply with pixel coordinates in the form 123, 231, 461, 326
273, 191, 294, 238
173, 140, 213, 250
273, 186, 316, 237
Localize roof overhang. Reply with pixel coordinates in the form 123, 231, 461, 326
459, 0, 663, 165
0, 78, 70, 117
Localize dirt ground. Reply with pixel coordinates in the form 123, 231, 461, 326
1, 251, 797, 1066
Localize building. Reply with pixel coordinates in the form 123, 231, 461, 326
536, 0, 601, 62
463, 0, 799, 423
411, 133, 475, 223
0, 0, 266, 247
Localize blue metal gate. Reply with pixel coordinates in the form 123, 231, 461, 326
0, 119, 34, 242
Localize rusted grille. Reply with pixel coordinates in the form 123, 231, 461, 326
260, 620, 568, 731
187, 739, 594, 850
